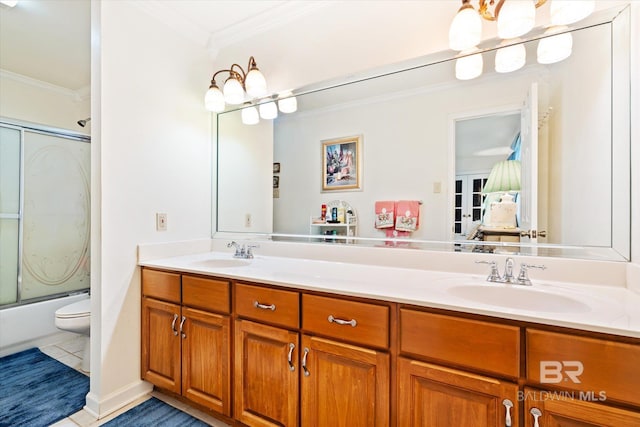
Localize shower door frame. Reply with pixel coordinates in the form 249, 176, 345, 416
0, 118, 91, 309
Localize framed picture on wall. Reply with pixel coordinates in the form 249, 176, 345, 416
322, 135, 362, 191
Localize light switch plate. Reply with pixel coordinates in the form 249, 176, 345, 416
156, 213, 167, 231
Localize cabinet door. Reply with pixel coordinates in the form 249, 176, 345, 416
141, 297, 181, 393
234, 319, 299, 427
181, 307, 231, 416
397, 357, 518, 427
523, 387, 640, 427
301, 335, 390, 427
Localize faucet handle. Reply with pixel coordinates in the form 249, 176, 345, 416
517, 263, 546, 286
476, 260, 501, 282
246, 244, 260, 259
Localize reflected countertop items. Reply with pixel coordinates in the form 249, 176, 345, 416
139, 251, 640, 339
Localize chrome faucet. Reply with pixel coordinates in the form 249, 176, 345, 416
476, 258, 546, 285
227, 241, 259, 259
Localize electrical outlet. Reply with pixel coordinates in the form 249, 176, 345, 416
156, 213, 167, 231
245, 213, 252, 228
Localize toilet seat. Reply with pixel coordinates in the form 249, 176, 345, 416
55, 298, 90, 319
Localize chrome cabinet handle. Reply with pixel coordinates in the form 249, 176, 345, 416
179, 316, 186, 339
254, 301, 276, 311
502, 399, 513, 427
328, 315, 357, 327
171, 313, 179, 336
287, 343, 295, 371
302, 347, 310, 377
530, 408, 542, 427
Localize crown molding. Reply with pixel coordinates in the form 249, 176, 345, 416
0, 69, 89, 102
208, 2, 329, 54
130, 0, 211, 49
132, 1, 329, 60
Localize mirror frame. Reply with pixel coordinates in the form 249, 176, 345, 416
213, 5, 631, 262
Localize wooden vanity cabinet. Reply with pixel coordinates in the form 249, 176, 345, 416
233, 284, 300, 427
398, 308, 521, 427
523, 329, 640, 426
301, 294, 391, 427
141, 269, 231, 416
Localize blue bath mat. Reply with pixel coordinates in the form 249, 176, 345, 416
0, 347, 89, 427
102, 397, 209, 426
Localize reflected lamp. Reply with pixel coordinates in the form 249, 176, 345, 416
482, 160, 521, 227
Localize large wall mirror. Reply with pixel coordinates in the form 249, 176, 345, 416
216, 5, 630, 261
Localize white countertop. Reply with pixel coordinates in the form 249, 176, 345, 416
139, 251, 640, 339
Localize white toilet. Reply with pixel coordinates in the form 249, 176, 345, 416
55, 298, 91, 372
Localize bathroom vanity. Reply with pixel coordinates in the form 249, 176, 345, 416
139, 250, 640, 427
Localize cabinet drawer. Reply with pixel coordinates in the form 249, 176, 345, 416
183, 275, 230, 314
142, 268, 181, 303
527, 329, 640, 407
302, 294, 389, 349
400, 309, 520, 378
235, 283, 299, 329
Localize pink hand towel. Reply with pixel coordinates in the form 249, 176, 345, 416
375, 201, 395, 229
395, 200, 420, 231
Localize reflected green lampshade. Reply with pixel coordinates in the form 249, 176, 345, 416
483, 160, 521, 194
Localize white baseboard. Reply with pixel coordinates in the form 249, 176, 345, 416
84, 380, 153, 419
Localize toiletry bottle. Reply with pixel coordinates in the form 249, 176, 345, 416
338, 207, 345, 223
331, 207, 338, 222
321, 204, 327, 221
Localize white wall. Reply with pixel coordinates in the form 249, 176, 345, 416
88, 0, 212, 417
631, 4, 640, 265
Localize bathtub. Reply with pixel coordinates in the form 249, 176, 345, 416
0, 293, 89, 357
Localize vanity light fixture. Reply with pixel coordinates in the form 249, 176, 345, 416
0, 0, 18, 7
537, 26, 573, 64
241, 104, 260, 125
449, 0, 593, 80
205, 56, 267, 113
259, 101, 278, 120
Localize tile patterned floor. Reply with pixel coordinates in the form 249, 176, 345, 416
39, 336, 229, 427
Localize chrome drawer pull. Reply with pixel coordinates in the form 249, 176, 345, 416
530, 408, 542, 427
179, 316, 186, 339
302, 347, 310, 377
254, 301, 276, 311
502, 399, 513, 427
328, 315, 357, 327
171, 313, 179, 336
287, 343, 295, 371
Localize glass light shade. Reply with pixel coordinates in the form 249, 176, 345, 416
245, 69, 267, 98
223, 77, 245, 105
241, 106, 259, 125
449, 5, 482, 51
204, 85, 226, 112
497, 0, 535, 39
455, 51, 483, 80
278, 96, 297, 113
259, 101, 278, 120
551, 0, 594, 25
495, 42, 526, 73
483, 160, 521, 193
537, 29, 572, 64
0, 0, 19, 6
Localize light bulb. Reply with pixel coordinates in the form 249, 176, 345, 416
497, 0, 535, 39
537, 27, 572, 64
551, 0, 594, 25
495, 41, 526, 73
204, 85, 225, 112
278, 95, 297, 114
241, 106, 259, 125
449, 4, 482, 51
259, 101, 278, 120
245, 69, 267, 98
223, 77, 245, 105
455, 50, 483, 80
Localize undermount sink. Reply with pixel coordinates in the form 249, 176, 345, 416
447, 284, 591, 313
190, 258, 251, 268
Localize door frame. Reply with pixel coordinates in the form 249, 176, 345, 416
447, 104, 522, 241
